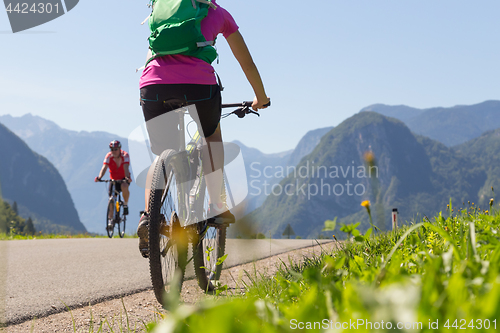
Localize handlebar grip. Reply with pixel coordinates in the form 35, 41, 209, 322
242, 100, 271, 108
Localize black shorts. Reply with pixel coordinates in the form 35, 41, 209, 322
140, 84, 221, 154
108, 180, 124, 197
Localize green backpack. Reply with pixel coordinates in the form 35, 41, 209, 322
146, 0, 218, 66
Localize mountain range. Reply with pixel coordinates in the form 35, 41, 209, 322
455, 128, 500, 208
241, 110, 493, 239
2, 99, 498, 238
361, 100, 500, 146
236, 126, 334, 214
0, 114, 147, 234
0, 114, 331, 233
0, 123, 85, 233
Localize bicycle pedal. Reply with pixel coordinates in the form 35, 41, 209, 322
140, 249, 149, 258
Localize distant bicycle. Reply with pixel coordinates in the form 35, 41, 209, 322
147, 101, 269, 303
97, 179, 129, 238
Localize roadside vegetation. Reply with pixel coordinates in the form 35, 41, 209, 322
147, 199, 500, 332
0, 199, 34, 236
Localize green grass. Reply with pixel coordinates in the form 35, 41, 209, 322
148, 207, 500, 332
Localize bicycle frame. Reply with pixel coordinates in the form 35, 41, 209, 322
145, 100, 269, 302
156, 107, 205, 226
158, 102, 264, 227
110, 186, 122, 221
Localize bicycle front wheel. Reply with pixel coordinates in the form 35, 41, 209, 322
118, 202, 126, 238
106, 198, 115, 238
194, 224, 227, 292
192, 180, 227, 292
148, 150, 189, 305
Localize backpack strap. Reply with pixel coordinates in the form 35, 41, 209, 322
196, 0, 217, 9
196, 41, 215, 47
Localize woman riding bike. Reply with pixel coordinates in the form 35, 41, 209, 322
137, 0, 270, 257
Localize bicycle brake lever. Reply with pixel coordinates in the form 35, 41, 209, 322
232, 106, 261, 118
241, 106, 260, 117
247, 110, 260, 117
233, 107, 246, 118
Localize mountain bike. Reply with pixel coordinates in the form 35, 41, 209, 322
147, 101, 268, 304
98, 179, 129, 238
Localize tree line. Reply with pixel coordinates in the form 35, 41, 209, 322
0, 200, 36, 236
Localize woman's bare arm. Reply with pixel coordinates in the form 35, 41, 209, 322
226, 30, 270, 110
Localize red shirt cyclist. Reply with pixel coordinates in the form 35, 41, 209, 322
95, 140, 131, 216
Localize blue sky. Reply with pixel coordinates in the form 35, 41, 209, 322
1, 0, 499, 153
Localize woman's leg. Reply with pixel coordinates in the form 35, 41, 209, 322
202, 124, 225, 207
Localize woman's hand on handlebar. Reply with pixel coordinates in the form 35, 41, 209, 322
251, 96, 271, 111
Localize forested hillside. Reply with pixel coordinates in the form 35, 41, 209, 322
0, 123, 85, 234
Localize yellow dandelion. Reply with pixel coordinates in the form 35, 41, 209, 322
485, 210, 489, 214
361, 200, 370, 208
364, 151, 375, 164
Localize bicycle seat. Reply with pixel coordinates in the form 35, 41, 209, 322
163, 99, 188, 111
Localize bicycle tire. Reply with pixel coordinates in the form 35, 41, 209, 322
192, 179, 227, 292
106, 198, 115, 238
194, 223, 227, 292
118, 201, 126, 238
148, 149, 189, 305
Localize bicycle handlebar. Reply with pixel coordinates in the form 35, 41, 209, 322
97, 179, 130, 184
221, 100, 271, 119
221, 101, 271, 109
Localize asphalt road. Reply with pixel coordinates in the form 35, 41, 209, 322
2, 238, 331, 325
